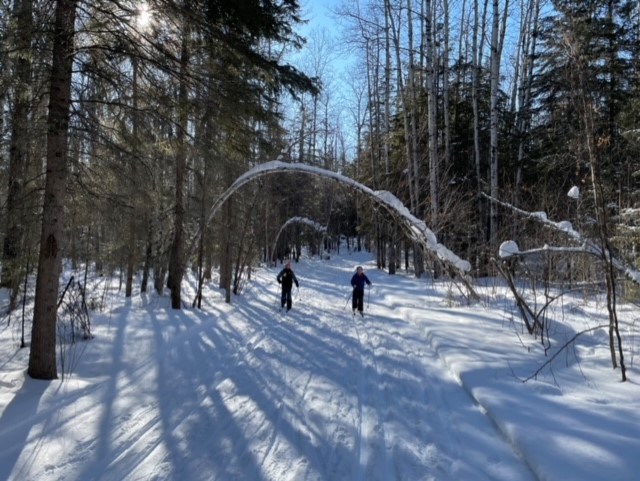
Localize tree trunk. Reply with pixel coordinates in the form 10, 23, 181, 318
425, 0, 439, 230
219, 198, 233, 304
141, 220, 152, 293
2, 0, 33, 294
387, 0, 424, 277
488, 0, 502, 244
167, 21, 190, 309
126, 56, 140, 298
513, 0, 539, 211
567, 25, 627, 382
472, 0, 489, 272
442, 0, 452, 170
28, 0, 78, 380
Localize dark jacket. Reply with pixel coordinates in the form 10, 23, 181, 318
277, 267, 299, 290
351, 272, 371, 291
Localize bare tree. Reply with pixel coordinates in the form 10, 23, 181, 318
471, 0, 489, 269
564, 31, 626, 381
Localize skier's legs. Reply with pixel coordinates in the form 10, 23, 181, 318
353, 289, 364, 312
286, 289, 293, 310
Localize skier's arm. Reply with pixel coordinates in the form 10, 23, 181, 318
293, 272, 299, 288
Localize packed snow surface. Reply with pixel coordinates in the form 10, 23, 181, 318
1, 250, 638, 481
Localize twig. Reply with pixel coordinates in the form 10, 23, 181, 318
523, 324, 608, 382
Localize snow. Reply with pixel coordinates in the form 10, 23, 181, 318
498, 240, 520, 258
285, 217, 327, 233
567, 186, 580, 200
487, 191, 640, 287
1, 250, 639, 481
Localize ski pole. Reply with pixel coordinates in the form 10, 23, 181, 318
343, 290, 351, 309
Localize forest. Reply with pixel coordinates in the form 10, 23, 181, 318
1, 0, 639, 380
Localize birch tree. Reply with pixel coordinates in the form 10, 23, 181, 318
424, 0, 439, 232
488, 0, 509, 244
511, 0, 540, 210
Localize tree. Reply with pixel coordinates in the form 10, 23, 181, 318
2, 0, 33, 307
164, 0, 317, 308
166, 7, 190, 309
488, 0, 509, 244
28, 0, 78, 380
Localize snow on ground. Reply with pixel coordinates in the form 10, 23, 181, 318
0, 250, 639, 481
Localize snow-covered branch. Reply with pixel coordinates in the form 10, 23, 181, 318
485, 193, 640, 284
282, 216, 327, 234
197, 161, 477, 298
499, 242, 596, 259
271, 216, 328, 262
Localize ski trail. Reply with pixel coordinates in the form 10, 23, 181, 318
364, 299, 538, 481
351, 313, 395, 481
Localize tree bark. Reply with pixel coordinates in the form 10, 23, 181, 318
28, 0, 78, 380
219, 198, 233, 304
425, 0, 439, 229
167, 18, 190, 309
126, 56, 140, 298
3, 0, 33, 296
488, 0, 503, 244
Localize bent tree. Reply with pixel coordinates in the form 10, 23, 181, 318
191, 161, 479, 301
270, 216, 328, 264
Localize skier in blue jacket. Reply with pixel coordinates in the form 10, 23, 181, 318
351, 266, 371, 316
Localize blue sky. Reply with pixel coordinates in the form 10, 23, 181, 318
301, 0, 342, 30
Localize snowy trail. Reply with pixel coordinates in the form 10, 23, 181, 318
233, 259, 537, 481
0, 255, 540, 481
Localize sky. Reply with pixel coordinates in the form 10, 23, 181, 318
1, 244, 639, 481
301, 0, 342, 30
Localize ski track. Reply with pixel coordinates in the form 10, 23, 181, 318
7, 261, 537, 481
233, 266, 534, 481
284, 282, 454, 481
352, 313, 395, 481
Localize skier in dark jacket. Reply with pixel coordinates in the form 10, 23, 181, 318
351, 265, 371, 316
277, 261, 299, 311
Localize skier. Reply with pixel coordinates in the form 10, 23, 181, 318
351, 265, 371, 316
277, 261, 299, 312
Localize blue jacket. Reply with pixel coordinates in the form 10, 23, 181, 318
351, 272, 371, 291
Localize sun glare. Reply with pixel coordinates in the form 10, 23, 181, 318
137, 3, 151, 29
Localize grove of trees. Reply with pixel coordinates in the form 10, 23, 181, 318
1, 0, 639, 380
